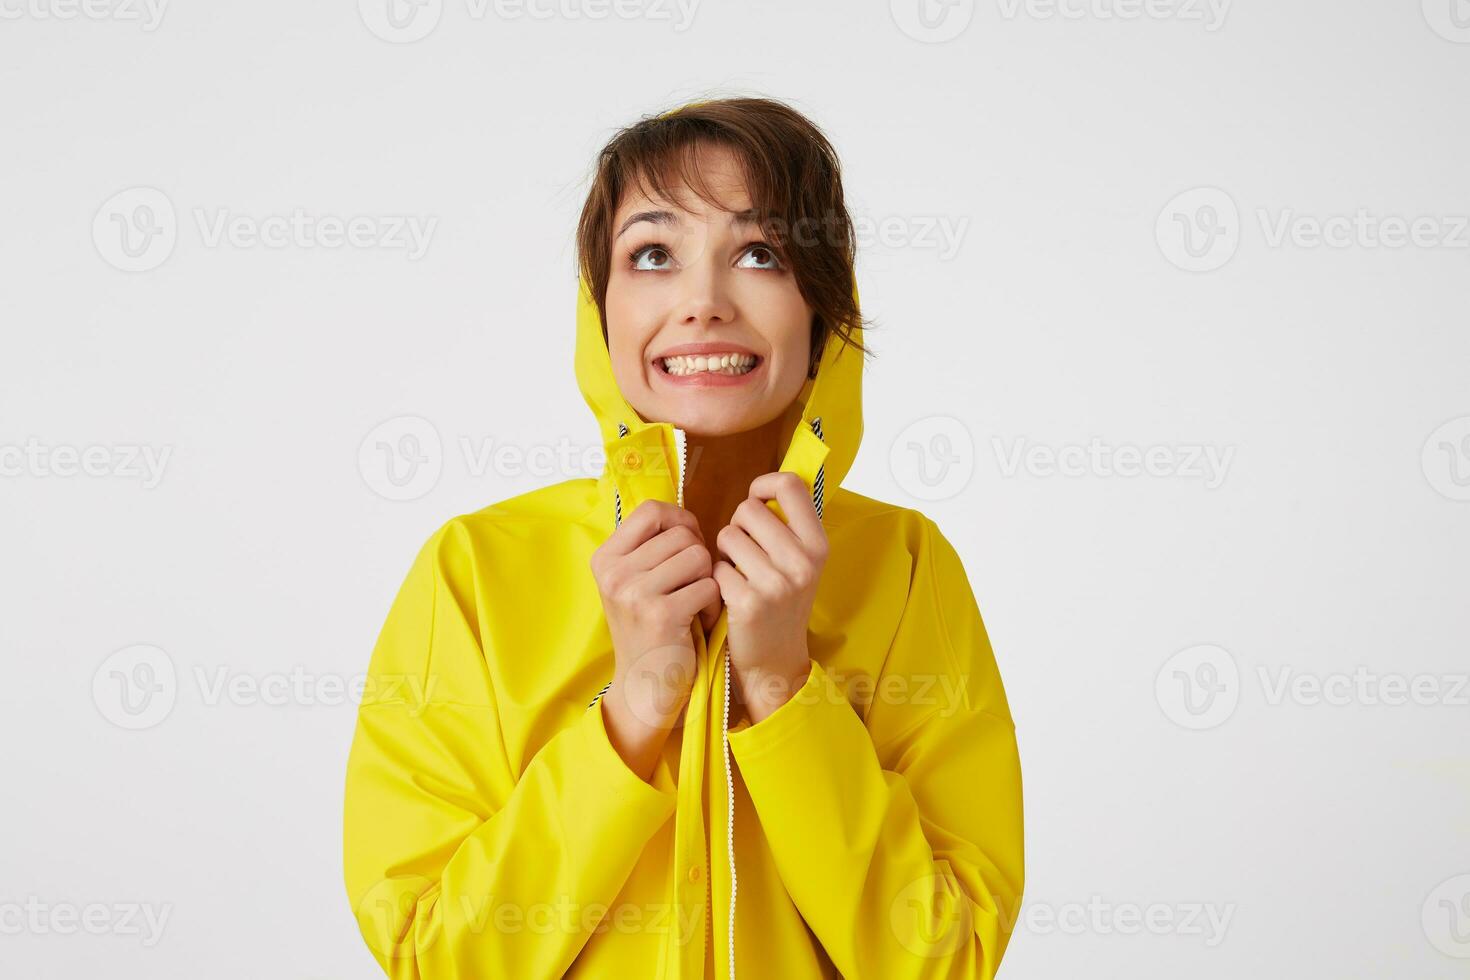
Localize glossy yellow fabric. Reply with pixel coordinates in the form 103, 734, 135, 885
342, 276, 1025, 978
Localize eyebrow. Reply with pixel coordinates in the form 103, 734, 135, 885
615, 207, 767, 240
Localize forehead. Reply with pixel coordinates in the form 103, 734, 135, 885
613, 142, 755, 222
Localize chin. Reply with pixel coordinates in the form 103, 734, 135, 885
643, 401, 763, 437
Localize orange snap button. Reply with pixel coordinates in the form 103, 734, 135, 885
621, 450, 642, 471
687, 865, 703, 883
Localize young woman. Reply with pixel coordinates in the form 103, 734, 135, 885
343, 96, 1025, 979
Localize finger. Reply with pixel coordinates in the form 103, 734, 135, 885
730, 496, 809, 579
710, 558, 751, 611
669, 575, 720, 624
644, 541, 712, 597
748, 472, 824, 549
697, 591, 723, 633
715, 523, 782, 593
604, 500, 702, 557
626, 524, 703, 574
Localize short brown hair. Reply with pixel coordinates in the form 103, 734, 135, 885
576, 96, 870, 377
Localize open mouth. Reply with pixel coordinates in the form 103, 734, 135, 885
655, 352, 762, 377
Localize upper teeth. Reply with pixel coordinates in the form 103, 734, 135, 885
662, 353, 757, 376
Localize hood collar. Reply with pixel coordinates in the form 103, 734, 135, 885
574, 275, 864, 523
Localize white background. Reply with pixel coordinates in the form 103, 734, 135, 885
2, 0, 1468, 976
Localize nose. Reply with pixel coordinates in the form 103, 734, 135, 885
676, 255, 735, 329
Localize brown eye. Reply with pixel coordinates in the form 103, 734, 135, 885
632, 245, 672, 271
738, 244, 782, 270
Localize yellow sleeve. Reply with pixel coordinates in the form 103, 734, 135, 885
726, 515, 1025, 979
342, 520, 677, 978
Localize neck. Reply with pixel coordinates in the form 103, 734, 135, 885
681, 402, 803, 544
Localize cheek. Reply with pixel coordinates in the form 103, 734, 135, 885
764, 291, 812, 370
603, 279, 656, 375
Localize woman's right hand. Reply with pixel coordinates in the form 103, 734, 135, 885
590, 500, 720, 750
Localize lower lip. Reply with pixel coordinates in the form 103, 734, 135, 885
652, 357, 765, 388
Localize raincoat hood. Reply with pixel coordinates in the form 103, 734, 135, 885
573, 274, 864, 526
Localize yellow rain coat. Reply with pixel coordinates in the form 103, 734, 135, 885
343, 277, 1025, 978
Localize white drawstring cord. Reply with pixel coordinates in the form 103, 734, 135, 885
723, 646, 737, 980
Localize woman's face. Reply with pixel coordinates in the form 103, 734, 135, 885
604, 142, 813, 437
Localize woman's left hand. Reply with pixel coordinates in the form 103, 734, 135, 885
712, 471, 826, 724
